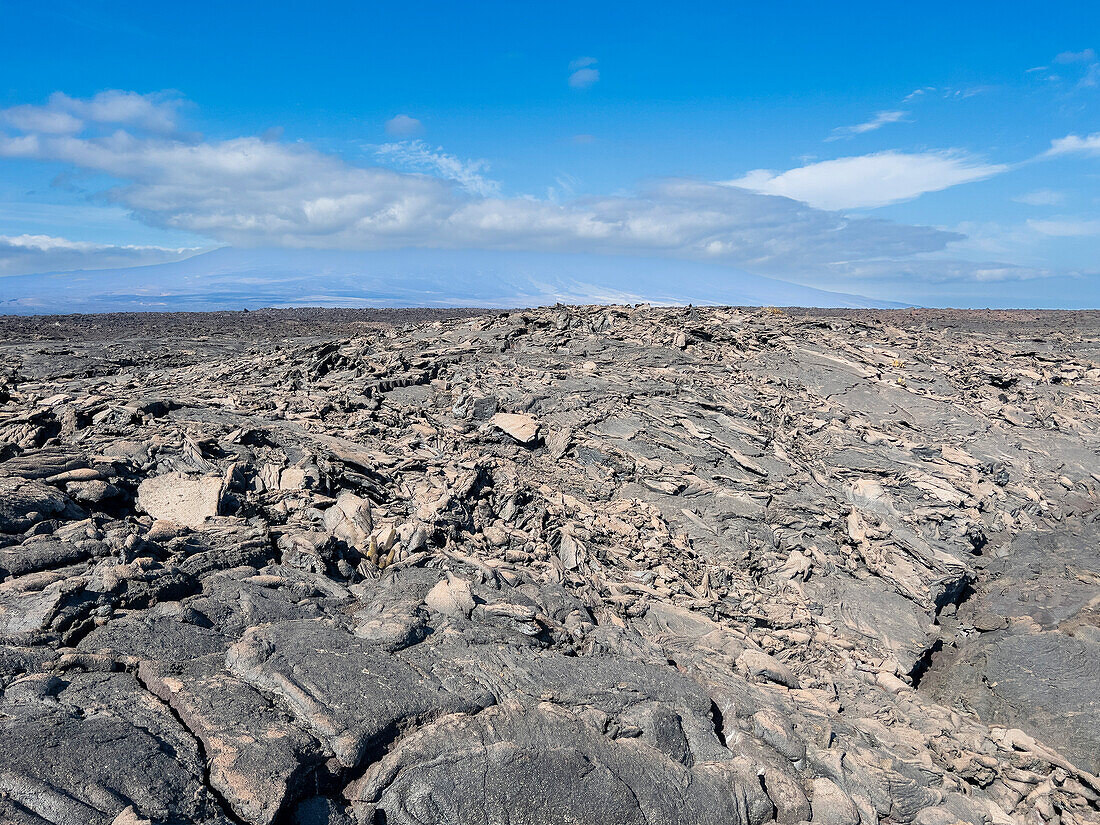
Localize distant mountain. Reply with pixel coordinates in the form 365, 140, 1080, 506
0, 247, 906, 313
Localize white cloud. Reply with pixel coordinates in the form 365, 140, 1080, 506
0, 124, 959, 274
1055, 48, 1097, 64
828, 258, 1055, 284
902, 85, 989, 102
568, 63, 600, 89
1014, 189, 1064, 206
726, 151, 1007, 210
1045, 132, 1100, 156
1028, 218, 1100, 237
0, 234, 200, 277
2, 106, 84, 135
1050, 49, 1099, 89
384, 114, 423, 136
373, 139, 499, 196
827, 110, 907, 140
0, 90, 1047, 287
0, 91, 181, 135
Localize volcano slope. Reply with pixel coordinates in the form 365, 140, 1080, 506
0, 304, 1098, 825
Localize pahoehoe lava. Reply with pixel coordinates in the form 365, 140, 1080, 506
0, 305, 1098, 825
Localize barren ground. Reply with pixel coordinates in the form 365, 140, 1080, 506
0, 305, 1098, 825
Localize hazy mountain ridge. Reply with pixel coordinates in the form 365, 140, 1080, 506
0, 247, 906, 313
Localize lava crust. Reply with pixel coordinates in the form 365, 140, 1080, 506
0, 305, 1097, 825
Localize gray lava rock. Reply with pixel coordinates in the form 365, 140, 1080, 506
0, 478, 77, 533
0, 305, 1098, 825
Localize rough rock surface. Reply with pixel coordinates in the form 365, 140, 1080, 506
0, 305, 1098, 825
137, 471, 225, 527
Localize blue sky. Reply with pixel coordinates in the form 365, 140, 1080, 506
1, 1, 1099, 306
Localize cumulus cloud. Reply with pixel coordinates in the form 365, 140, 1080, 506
568, 58, 600, 89
373, 139, 499, 196
0, 234, 200, 277
726, 151, 1007, 210
1045, 132, 1100, 156
0, 124, 958, 273
1, 91, 181, 135
0, 90, 1044, 286
384, 114, 423, 136
827, 110, 907, 140
2, 106, 83, 135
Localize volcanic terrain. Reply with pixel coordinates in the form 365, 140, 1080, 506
0, 305, 1097, 825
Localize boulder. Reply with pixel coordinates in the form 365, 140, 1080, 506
137, 472, 224, 528
490, 412, 540, 445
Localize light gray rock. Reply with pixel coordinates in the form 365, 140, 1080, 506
137, 472, 224, 528
490, 412, 540, 445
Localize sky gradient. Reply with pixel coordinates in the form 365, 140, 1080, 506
1, 1, 1098, 307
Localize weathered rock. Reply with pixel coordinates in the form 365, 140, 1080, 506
0, 478, 76, 533
322, 491, 373, 549
739, 648, 800, 688
423, 573, 475, 618
0, 539, 95, 579
0, 672, 223, 824
490, 412, 540, 445
139, 657, 324, 825
225, 620, 495, 768
347, 703, 773, 825
137, 472, 224, 527
810, 777, 861, 825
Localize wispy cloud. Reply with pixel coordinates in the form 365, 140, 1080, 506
568, 57, 600, 89
1044, 48, 1099, 89
831, 81, 995, 142
726, 151, 1007, 210
1014, 189, 1064, 206
373, 139, 499, 196
384, 114, 423, 137
827, 110, 907, 140
546, 172, 581, 202
1045, 132, 1100, 156
1055, 49, 1099, 88
1028, 218, 1100, 237
1055, 48, 1097, 64
902, 85, 990, 103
